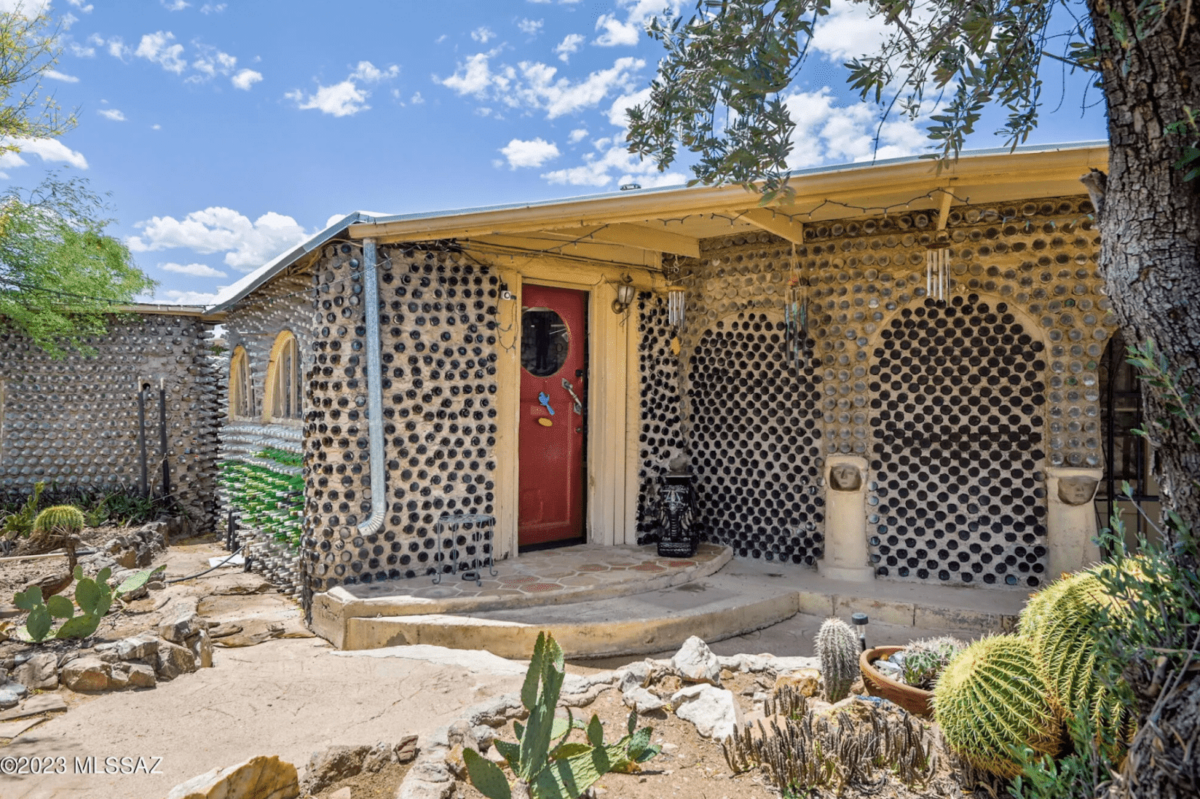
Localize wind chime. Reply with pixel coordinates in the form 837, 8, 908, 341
925, 241, 951, 303
667, 255, 686, 329
784, 240, 808, 372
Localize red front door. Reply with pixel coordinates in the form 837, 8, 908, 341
518, 285, 587, 548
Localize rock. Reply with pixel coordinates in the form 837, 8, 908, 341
394, 735, 418, 763
618, 661, 651, 693
166, 754, 299, 799
302, 745, 371, 795
0, 692, 67, 721
61, 657, 112, 693
12, 652, 58, 691
330, 789, 352, 799
156, 640, 199, 681
769, 656, 822, 674
0, 681, 29, 709
399, 756, 454, 799
160, 611, 202, 643
209, 622, 243, 639
127, 663, 157, 688
115, 632, 160, 662
622, 686, 666, 713
472, 725, 495, 751
670, 684, 743, 740
109, 664, 131, 689
188, 630, 215, 668
774, 668, 821, 698
361, 740, 400, 773
114, 548, 139, 569
671, 636, 721, 686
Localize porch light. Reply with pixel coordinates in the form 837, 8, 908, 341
612, 276, 636, 314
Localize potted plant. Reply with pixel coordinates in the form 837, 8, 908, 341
859, 637, 964, 717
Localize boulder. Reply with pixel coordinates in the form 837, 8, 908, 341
187, 629, 215, 668
115, 632, 160, 662
0, 681, 29, 709
618, 661, 651, 693
126, 663, 158, 688
160, 611, 203, 643
12, 652, 58, 691
774, 668, 821, 698
61, 657, 112, 693
302, 745, 371, 795
670, 684, 743, 740
166, 755, 299, 799
671, 636, 721, 686
156, 640, 199, 681
622, 686, 666, 713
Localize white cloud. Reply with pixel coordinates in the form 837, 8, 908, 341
200, 3, 226, 12
152, 124, 162, 130
517, 18, 543, 36
782, 87, 929, 168
595, 1, 685, 47
568, 127, 588, 143
45, 69, 79, 83
350, 61, 399, 83
542, 141, 684, 189
470, 26, 496, 44
68, 40, 95, 57
161, 0, 189, 10
809, 0, 891, 63
191, 46, 237, 79
128, 208, 311, 272
67, 0, 95, 10
97, 108, 125, 121
554, 33, 584, 63
593, 14, 639, 47
411, 91, 425, 104
61, 12, 78, 30
438, 53, 645, 119
151, 289, 222, 306
287, 81, 368, 117
92, 34, 131, 60
0, 137, 88, 170
500, 137, 560, 168
136, 31, 187, 73
161, 262, 227, 278
0, 0, 50, 15
288, 61, 398, 117
607, 87, 650, 128
231, 68, 262, 90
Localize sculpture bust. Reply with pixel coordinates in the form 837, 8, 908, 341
829, 463, 863, 492
1058, 475, 1099, 506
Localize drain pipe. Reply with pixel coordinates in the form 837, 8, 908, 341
358, 237, 387, 537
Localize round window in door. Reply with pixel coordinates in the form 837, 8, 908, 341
521, 308, 570, 376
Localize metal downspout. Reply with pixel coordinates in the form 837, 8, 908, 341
358, 237, 387, 536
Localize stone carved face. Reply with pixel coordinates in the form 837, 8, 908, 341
829, 463, 863, 492
1058, 476, 1098, 506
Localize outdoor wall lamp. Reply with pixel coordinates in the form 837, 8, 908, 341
612, 275, 636, 314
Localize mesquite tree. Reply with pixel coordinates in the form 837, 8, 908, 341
628, 1, 1198, 794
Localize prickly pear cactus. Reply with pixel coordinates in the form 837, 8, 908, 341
933, 635, 1062, 777
463, 632, 660, 799
54, 566, 113, 640
815, 617, 859, 702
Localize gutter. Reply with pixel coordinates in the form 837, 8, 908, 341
358, 237, 386, 537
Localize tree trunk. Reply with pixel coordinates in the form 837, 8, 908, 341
1089, 1, 1200, 795
1089, 0, 1200, 533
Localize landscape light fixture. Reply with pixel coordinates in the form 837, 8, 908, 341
612, 275, 636, 314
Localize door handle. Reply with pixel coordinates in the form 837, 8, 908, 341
561, 378, 583, 415
538, 392, 555, 415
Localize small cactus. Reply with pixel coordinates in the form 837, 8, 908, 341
32, 505, 85, 551
815, 617, 859, 702
933, 635, 1062, 777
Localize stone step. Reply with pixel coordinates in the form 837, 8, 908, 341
339, 573, 801, 658
311, 544, 732, 648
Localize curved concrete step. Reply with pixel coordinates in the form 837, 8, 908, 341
312, 544, 732, 648
339, 573, 800, 658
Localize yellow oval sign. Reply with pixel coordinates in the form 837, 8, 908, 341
537, 418, 553, 427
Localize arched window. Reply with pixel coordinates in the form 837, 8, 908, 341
265, 331, 302, 422
229, 345, 253, 419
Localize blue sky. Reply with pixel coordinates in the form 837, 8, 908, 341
4, 0, 1107, 305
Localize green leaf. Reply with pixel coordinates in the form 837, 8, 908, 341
587, 714, 604, 748
522, 632, 548, 711
46, 594, 74, 620
493, 739, 522, 769
55, 613, 101, 640
14, 585, 43, 611
627, 709, 638, 737
75, 577, 100, 615
513, 721, 525, 741
549, 742, 594, 760
25, 603, 52, 642
463, 748, 513, 799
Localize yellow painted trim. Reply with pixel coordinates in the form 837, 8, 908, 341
546, 223, 701, 258
262, 330, 302, 424
743, 208, 805, 243
228, 345, 253, 420
349, 146, 1107, 242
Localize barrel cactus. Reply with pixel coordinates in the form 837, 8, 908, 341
933, 635, 1062, 777
32, 505, 85, 548
1020, 564, 1134, 754
815, 617, 859, 702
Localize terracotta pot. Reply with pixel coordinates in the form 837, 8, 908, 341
859, 645, 934, 718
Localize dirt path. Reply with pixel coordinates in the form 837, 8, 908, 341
3, 637, 525, 798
